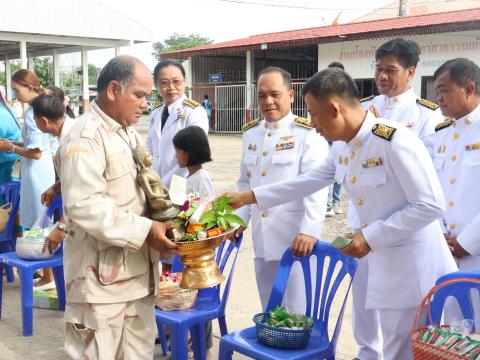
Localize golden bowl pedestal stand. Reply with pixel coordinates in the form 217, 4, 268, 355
175, 227, 237, 289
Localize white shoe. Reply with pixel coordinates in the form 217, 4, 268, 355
33, 281, 56, 291
332, 204, 343, 215
325, 208, 335, 217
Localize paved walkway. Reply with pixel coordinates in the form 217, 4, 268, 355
0, 129, 357, 359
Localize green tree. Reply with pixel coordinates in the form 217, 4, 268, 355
152, 33, 213, 61
88, 64, 101, 85
33, 57, 54, 86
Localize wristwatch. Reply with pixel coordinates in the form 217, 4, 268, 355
56, 222, 66, 233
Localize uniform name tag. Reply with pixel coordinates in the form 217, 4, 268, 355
275, 141, 294, 151
362, 157, 383, 168
466, 143, 480, 151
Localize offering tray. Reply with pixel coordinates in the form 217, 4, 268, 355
175, 226, 237, 289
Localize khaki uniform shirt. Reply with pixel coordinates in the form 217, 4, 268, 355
59, 101, 156, 304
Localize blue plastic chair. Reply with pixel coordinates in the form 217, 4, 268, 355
0, 195, 66, 336
155, 235, 243, 360
423, 270, 480, 331
219, 241, 358, 360
0, 181, 21, 283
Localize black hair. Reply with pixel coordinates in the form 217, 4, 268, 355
328, 62, 345, 70
434, 58, 480, 96
153, 59, 186, 82
203, 94, 209, 99
375, 38, 421, 68
173, 126, 212, 166
45, 85, 75, 119
31, 94, 65, 122
257, 66, 292, 89
302, 68, 360, 106
97, 56, 135, 92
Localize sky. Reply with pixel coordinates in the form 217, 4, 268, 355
88, 0, 395, 70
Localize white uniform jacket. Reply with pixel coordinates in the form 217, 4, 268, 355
362, 89, 443, 143
236, 113, 329, 261
433, 104, 480, 269
253, 112, 457, 309
146, 95, 209, 187
349, 89, 445, 230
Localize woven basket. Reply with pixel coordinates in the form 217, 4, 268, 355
253, 313, 312, 349
412, 277, 480, 359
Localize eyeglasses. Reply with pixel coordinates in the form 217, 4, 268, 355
157, 78, 185, 88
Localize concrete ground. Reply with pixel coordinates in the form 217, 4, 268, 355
0, 123, 357, 359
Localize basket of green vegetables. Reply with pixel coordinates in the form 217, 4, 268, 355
253, 306, 314, 349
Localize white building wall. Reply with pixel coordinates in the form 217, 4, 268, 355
318, 30, 480, 95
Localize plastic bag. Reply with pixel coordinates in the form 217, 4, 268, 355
32, 206, 51, 229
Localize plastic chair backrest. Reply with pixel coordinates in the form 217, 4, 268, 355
265, 241, 357, 350
0, 181, 21, 242
47, 195, 63, 220
184, 235, 243, 312
427, 270, 480, 328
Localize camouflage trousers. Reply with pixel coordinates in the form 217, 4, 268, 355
64, 294, 156, 360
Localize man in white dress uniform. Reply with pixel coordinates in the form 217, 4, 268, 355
352, 38, 445, 360
228, 68, 457, 360
431, 58, 480, 325
235, 67, 329, 314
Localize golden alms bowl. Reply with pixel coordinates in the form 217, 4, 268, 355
175, 226, 238, 289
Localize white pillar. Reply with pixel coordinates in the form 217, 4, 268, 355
115, 47, 122, 56
81, 47, 89, 111
245, 51, 255, 122
20, 41, 27, 69
53, 50, 60, 86
317, 44, 321, 71
5, 57, 12, 101
246, 51, 254, 86
28, 54, 34, 71
185, 57, 193, 97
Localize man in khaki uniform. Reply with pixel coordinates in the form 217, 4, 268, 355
58, 55, 179, 359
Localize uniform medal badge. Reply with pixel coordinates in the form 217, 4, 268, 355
466, 143, 480, 151
280, 135, 294, 141
362, 157, 383, 169
248, 143, 257, 151
176, 108, 187, 120
275, 140, 294, 151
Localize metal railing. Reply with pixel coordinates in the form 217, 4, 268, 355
206, 82, 307, 133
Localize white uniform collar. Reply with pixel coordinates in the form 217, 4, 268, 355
454, 103, 480, 130
383, 87, 415, 106
262, 112, 293, 130
166, 94, 186, 114
347, 111, 376, 150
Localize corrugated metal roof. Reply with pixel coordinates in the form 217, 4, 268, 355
354, 0, 480, 22
0, 0, 153, 41
163, 8, 480, 58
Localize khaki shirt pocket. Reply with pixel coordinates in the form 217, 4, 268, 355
98, 246, 148, 285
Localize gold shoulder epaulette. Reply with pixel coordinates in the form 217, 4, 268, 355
416, 98, 439, 111
152, 100, 163, 111
183, 98, 200, 108
435, 118, 454, 132
241, 118, 260, 133
360, 95, 374, 103
372, 123, 396, 141
294, 117, 312, 129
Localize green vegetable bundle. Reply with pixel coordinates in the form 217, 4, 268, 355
266, 306, 314, 330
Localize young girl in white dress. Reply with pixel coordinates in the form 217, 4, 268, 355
173, 125, 214, 198
173, 125, 215, 357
